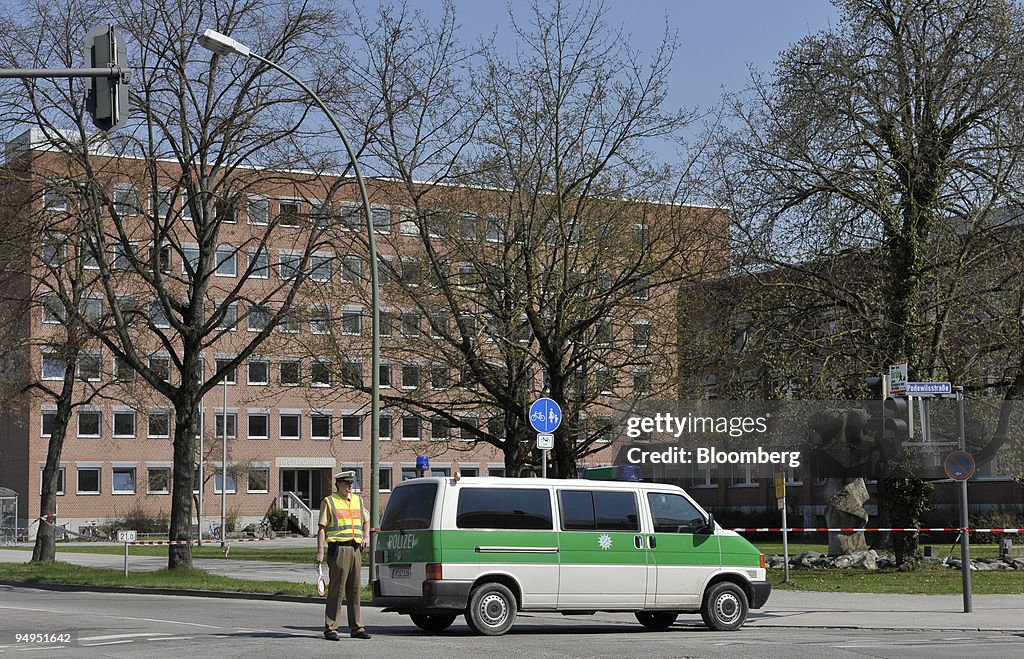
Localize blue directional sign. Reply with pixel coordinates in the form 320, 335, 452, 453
906, 381, 952, 395
529, 398, 562, 433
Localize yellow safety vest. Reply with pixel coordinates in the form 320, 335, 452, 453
324, 493, 363, 543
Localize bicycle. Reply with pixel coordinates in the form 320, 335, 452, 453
256, 517, 275, 539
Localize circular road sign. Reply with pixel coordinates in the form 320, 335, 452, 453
944, 450, 975, 481
529, 398, 562, 433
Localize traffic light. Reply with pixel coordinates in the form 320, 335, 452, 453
84, 26, 129, 131
882, 396, 909, 443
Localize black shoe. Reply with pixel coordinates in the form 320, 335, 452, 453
350, 629, 372, 639
324, 630, 341, 641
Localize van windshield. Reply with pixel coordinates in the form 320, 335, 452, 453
381, 481, 438, 531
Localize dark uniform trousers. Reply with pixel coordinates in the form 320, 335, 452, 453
325, 540, 364, 633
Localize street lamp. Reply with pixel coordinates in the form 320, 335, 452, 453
198, 28, 382, 576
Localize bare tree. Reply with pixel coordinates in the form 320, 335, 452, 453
319, 0, 719, 476
710, 0, 1024, 561
0, 0, 351, 568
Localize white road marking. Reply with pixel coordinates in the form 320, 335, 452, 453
81, 640, 135, 646
79, 632, 171, 642
148, 636, 196, 641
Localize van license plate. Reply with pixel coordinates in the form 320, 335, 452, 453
391, 567, 411, 578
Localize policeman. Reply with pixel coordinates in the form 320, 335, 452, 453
316, 470, 371, 640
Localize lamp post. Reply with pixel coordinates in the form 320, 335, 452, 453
221, 374, 227, 548
199, 29, 382, 577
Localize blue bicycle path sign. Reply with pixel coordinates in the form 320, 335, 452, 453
529, 398, 562, 433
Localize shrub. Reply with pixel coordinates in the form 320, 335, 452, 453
266, 503, 289, 532
103, 501, 170, 535
973, 507, 1024, 545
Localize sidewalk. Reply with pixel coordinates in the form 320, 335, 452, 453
1, 547, 1020, 632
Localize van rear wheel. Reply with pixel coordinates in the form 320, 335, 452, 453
410, 613, 457, 632
700, 582, 749, 631
466, 582, 517, 636
635, 611, 678, 630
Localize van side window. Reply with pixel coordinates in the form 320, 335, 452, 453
558, 490, 639, 532
456, 487, 552, 530
381, 482, 438, 531
647, 492, 706, 533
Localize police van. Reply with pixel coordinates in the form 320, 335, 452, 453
372, 476, 770, 635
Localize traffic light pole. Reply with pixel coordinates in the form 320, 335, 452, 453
0, 67, 126, 79
955, 386, 972, 613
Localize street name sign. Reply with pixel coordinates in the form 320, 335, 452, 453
906, 381, 952, 395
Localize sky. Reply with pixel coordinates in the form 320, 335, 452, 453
410, 0, 841, 114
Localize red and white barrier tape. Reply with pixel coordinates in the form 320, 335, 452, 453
727, 527, 1022, 533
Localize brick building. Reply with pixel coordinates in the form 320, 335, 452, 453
0, 129, 723, 538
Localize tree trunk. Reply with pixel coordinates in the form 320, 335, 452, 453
32, 372, 76, 562
168, 403, 200, 569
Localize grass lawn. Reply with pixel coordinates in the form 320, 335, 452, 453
6, 542, 323, 564
753, 541, 1001, 559
769, 563, 1024, 594
0, 561, 372, 600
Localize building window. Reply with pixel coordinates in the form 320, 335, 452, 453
217, 301, 238, 330
632, 322, 651, 348
180, 192, 193, 221
113, 355, 135, 382
341, 202, 361, 229
430, 417, 450, 441
149, 355, 171, 383
113, 410, 136, 438
215, 246, 237, 276
248, 248, 269, 278
248, 358, 269, 385
215, 412, 237, 440
401, 310, 421, 337
214, 358, 237, 384
340, 359, 362, 386
147, 467, 170, 494
112, 467, 136, 494
247, 303, 269, 332
379, 466, 393, 491
41, 351, 66, 380
149, 300, 170, 328
77, 466, 101, 494
77, 350, 102, 381
401, 258, 422, 285
42, 294, 65, 323
41, 409, 57, 437
458, 213, 477, 239
341, 255, 363, 283
114, 184, 140, 215
214, 471, 236, 494
402, 416, 420, 441
278, 250, 300, 280
78, 410, 101, 437
372, 205, 391, 233
148, 409, 170, 438
280, 306, 300, 333
379, 363, 392, 388
399, 208, 417, 235
596, 368, 614, 395
311, 414, 332, 441
310, 199, 332, 227
379, 413, 392, 441
280, 358, 301, 386
731, 463, 759, 487
280, 413, 301, 440
248, 467, 270, 493
311, 360, 332, 387
401, 363, 420, 389
279, 199, 301, 227
311, 254, 332, 282
430, 364, 450, 389
632, 276, 650, 300
342, 415, 362, 441
150, 187, 172, 218
40, 466, 66, 495
485, 215, 503, 242
341, 308, 362, 335
248, 412, 269, 440
247, 195, 269, 225
310, 305, 331, 334
633, 369, 651, 396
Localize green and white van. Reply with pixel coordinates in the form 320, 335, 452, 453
372, 476, 770, 635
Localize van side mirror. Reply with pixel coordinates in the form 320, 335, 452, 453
699, 512, 715, 534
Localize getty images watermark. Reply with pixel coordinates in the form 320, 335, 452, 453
623, 412, 801, 468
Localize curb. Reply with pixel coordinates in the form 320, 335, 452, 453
0, 579, 373, 605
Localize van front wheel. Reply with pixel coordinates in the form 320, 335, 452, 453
635, 611, 678, 630
410, 613, 457, 632
700, 582, 749, 631
466, 582, 517, 636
